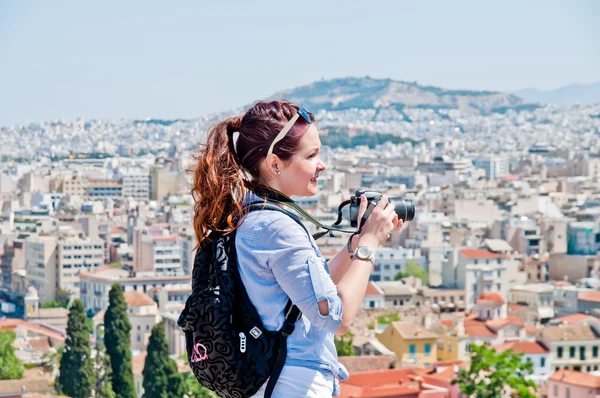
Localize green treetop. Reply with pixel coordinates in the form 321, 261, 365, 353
453, 343, 536, 398
142, 321, 184, 398
58, 299, 95, 398
104, 284, 137, 398
0, 329, 24, 380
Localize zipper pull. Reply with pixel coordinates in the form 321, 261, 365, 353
239, 332, 247, 353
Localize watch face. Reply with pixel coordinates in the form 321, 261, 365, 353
357, 246, 371, 258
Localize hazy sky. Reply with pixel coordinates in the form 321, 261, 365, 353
1, 0, 599, 126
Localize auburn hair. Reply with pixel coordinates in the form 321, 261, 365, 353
190, 100, 315, 245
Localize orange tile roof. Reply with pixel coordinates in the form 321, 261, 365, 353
339, 369, 425, 398
0, 319, 65, 343
123, 291, 156, 307
364, 281, 383, 296
465, 323, 496, 337
549, 370, 600, 388
554, 281, 572, 287
440, 319, 454, 328
494, 341, 549, 354
477, 292, 506, 304
526, 326, 537, 334
151, 235, 178, 242
579, 292, 600, 303
508, 303, 527, 313
459, 248, 505, 259
554, 313, 595, 325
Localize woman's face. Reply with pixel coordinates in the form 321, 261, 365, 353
276, 124, 326, 197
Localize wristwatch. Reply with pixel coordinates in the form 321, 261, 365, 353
352, 246, 375, 265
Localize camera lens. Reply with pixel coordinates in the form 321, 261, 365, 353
393, 199, 415, 222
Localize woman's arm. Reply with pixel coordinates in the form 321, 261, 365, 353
326, 235, 360, 285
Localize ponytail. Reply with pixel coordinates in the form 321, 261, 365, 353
191, 116, 245, 246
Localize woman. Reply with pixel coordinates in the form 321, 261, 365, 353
191, 100, 402, 397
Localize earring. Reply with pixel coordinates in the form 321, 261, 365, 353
275, 170, 281, 175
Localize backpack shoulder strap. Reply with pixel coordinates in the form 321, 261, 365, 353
244, 202, 305, 398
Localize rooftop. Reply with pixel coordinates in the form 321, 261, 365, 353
389, 322, 439, 340
539, 324, 600, 342
553, 313, 596, 325
477, 292, 507, 304
123, 290, 157, 307
459, 248, 506, 260
579, 291, 600, 303
494, 341, 549, 354
549, 370, 600, 388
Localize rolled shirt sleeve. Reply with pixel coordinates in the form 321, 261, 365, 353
252, 212, 343, 334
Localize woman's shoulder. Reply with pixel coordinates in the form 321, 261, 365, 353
238, 207, 310, 245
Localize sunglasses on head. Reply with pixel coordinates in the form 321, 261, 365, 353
266, 107, 312, 156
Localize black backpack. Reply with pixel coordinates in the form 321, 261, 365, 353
177, 203, 309, 398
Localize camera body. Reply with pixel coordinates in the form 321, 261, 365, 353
349, 189, 415, 227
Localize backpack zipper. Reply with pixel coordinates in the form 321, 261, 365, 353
239, 332, 247, 353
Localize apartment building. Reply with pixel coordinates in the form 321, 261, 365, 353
79, 268, 190, 313
537, 323, 600, 373
25, 235, 104, 302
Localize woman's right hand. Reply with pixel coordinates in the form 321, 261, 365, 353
356, 194, 401, 247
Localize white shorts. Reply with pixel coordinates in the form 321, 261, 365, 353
251, 365, 334, 398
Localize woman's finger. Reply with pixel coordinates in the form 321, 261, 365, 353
357, 194, 368, 230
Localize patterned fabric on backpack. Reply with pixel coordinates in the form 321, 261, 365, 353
178, 204, 303, 398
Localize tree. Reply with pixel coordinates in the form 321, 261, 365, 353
183, 372, 218, 398
0, 329, 23, 380
58, 299, 95, 398
56, 288, 72, 308
394, 271, 408, 280
405, 260, 428, 285
143, 322, 184, 398
94, 342, 116, 398
104, 284, 137, 398
377, 312, 401, 324
452, 343, 536, 398
334, 330, 355, 357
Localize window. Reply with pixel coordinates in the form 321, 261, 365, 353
425, 344, 431, 356
558, 347, 563, 358
137, 335, 141, 342
569, 347, 575, 358
448, 342, 452, 352
566, 387, 570, 398
541, 357, 545, 367
434, 297, 438, 304
553, 385, 558, 397
594, 346, 598, 357
409, 344, 416, 359
580, 346, 586, 360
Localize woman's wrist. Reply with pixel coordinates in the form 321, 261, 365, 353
357, 235, 378, 252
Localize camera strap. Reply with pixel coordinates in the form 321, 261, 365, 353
251, 186, 357, 240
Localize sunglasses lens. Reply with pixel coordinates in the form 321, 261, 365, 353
298, 108, 312, 124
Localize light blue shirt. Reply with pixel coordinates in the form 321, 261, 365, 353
236, 192, 349, 396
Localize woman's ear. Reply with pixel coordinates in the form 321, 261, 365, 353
264, 154, 281, 176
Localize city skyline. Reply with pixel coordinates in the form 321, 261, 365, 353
1, 0, 599, 126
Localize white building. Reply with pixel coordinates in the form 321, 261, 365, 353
494, 342, 551, 384
25, 235, 105, 302
510, 283, 555, 322
133, 227, 183, 275
79, 268, 191, 314
370, 246, 425, 282
121, 171, 151, 201
456, 248, 510, 313
473, 154, 509, 181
